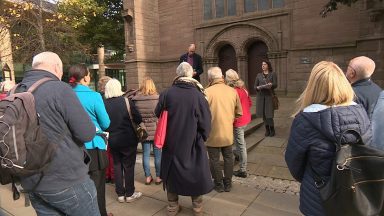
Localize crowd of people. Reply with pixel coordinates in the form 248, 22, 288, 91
1, 45, 382, 216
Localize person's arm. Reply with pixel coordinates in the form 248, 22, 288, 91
179, 54, 184, 64
234, 93, 243, 118
285, 116, 308, 182
58, 84, 95, 144
128, 99, 142, 125
94, 93, 110, 131
197, 95, 211, 141
196, 54, 203, 75
155, 91, 166, 117
270, 72, 278, 90
254, 75, 260, 91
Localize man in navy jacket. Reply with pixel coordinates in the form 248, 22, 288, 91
179, 43, 203, 81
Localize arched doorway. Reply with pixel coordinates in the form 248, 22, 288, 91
248, 41, 268, 95
218, 44, 237, 76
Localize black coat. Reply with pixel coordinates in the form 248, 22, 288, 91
179, 53, 203, 81
352, 78, 382, 119
105, 96, 142, 149
254, 72, 277, 118
155, 82, 213, 196
285, 104, 372, 216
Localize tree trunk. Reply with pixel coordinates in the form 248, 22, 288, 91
37, 0, 46, 51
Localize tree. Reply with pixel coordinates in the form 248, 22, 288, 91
321, 0, 383, 17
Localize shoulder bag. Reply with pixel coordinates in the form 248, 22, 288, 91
124, 98, 148, 143
154, 93, 168, 149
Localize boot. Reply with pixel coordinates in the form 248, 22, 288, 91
269, 126, 275, 137
265, 125, 270, 137
223, 178, 232, 192
192, 196, 203, 216
167, 201, 181, 216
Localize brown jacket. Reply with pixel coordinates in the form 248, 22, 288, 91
132, 93, 159, 140
205, 79, 242, 147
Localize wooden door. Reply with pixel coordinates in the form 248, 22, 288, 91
248, 41, 268, 95
218, 44, 237, 76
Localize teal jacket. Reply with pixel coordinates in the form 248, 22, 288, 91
73, 84, 110, 150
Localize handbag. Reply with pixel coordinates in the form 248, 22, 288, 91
310, 129, 384, 216
124, 98, 149, 143
154, 93, 168, 149
269, 89, 279, 110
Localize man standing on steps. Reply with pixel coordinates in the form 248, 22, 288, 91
179, 43, 204, 82
206, 67, 242, 193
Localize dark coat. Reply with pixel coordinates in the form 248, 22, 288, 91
352, 78, 382, 119
132, 93, 159, 140
179, 53, 203, 81
104, 96, 142, 149
155, 82, 213, 196
254, 72, 277, 118
285, 104, 372, 216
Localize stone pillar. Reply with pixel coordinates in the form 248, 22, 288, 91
97, 45, 105, 77
238, 56, 248, 88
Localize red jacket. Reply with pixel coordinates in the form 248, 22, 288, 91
0, 93, 7, 100
234, 87, 252, 127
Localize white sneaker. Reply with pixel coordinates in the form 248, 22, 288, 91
126, 191, 142, 203
117, 196, 125, 203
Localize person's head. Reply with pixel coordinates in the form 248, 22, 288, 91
139, 76, 158, 95
32, 52, 63, 80
225, 69, 244, 88
97, 76, 112, 94
1, 80, 15, 93
208, 67, 223, 82
176, 62, 194, 78
68, 64, 91, 87
262, 60, 272, 73
188, 44, 196, 56
293, 61, 354, 116
345, 56, 376, 84
104, 78, 124, 99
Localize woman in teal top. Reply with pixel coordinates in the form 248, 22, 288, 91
68, 64, 112, 216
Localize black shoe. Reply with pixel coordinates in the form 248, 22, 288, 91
265, 125, 270, 136
269, 126, 275, 137
233, 170, 247, 178
223, 179, 232, 192
214, 182, 224, 193
234, 154, 240, 162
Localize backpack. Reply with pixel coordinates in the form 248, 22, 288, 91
310, 129, 384, 216
0, 78, 57, 188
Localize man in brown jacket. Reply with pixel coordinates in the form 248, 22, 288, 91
205, 67, 242, 193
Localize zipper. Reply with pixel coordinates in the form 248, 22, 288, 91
12, 125, 18, 161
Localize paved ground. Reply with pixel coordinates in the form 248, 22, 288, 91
0, 97, 302, 216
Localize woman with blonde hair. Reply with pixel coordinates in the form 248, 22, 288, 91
285, 61, 372, 216
132, 77, 162, 185
225, 69, 252, 178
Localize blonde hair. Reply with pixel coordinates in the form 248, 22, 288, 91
225, 69, 245, 88
293, 61, 355, 116
104, 79, 124, 99
139, 77, 158, 95
97, 76, 112, 93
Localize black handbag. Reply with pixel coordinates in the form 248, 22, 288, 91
124, 98, 149, 142
311, 129, 384, 216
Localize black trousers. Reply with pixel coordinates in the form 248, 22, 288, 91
89, 168, 107, 216
110, 145, 137, 197
207, 146, 233, 184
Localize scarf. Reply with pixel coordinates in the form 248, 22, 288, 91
173, 76, 207, 99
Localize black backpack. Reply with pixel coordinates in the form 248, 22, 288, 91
0, 78, 57, 188
311, 129, 384, 216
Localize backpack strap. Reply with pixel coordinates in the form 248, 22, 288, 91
28, 77, 53, 93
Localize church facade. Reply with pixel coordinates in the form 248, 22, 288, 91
122, 0, 384, 95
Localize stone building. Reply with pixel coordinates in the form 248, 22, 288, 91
122, 0, 384, 95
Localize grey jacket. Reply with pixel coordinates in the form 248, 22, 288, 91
19, 70, 95, 192
254, 72, 277, 119
132, 93, 159, 140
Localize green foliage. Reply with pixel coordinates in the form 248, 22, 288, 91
321, 0, 383, 17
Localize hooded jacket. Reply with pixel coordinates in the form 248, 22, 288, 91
285, 103, 372, 216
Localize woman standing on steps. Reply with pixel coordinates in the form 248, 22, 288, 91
254, 60, 277, 137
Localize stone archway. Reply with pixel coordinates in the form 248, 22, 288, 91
247, 41, 268, 95
218, 44, 237, 75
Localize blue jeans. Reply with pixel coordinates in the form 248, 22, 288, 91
142, 141, 162, 177
234, 126, 247, 172
29, 178, 100, 216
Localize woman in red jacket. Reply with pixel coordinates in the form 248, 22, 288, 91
225, 69, 252, 178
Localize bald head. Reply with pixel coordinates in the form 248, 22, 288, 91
32, 52, 63, 80
188, 44, 196, 56
208, 67, 223, 81
346, 56, 376, 84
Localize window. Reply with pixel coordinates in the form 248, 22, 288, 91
244, 0, 284, 12
203, 0, 237, 20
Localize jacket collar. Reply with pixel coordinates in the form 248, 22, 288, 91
73, 84, 92, 92
208, 78, 225, 87
23, 69, 60, 82
352, 78, 371, 87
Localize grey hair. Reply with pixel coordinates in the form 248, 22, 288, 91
208, 67, 223, 80
32, 51, 62, 69
104, 79, 124, 99
176, 62, 193, 78
225, 69, 244, 88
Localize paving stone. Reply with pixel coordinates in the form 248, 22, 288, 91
268, 166, 295, 181
242, 202, 302, 216
0, 186, 36, 216
258, 137, 287, 148
254, 190, 301, 214
106, 196, 167, 216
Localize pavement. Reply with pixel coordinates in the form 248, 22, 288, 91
0, 96, 302, 216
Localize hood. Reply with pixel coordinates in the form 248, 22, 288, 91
300, 103, 371, 145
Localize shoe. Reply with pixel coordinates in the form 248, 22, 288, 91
117, 196, 125, 203
265, 125, 270, 136
269, 126, 275, 137
155, 177, 163, 185
223, 179, 232, 192
214, 182, 224, 193
126, 191, 142, 203
233, 170, 247, 178
234, 154, 240, 162
167, 204, 181, 216
145, 176, 153, 185
107, 213, 114, 216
